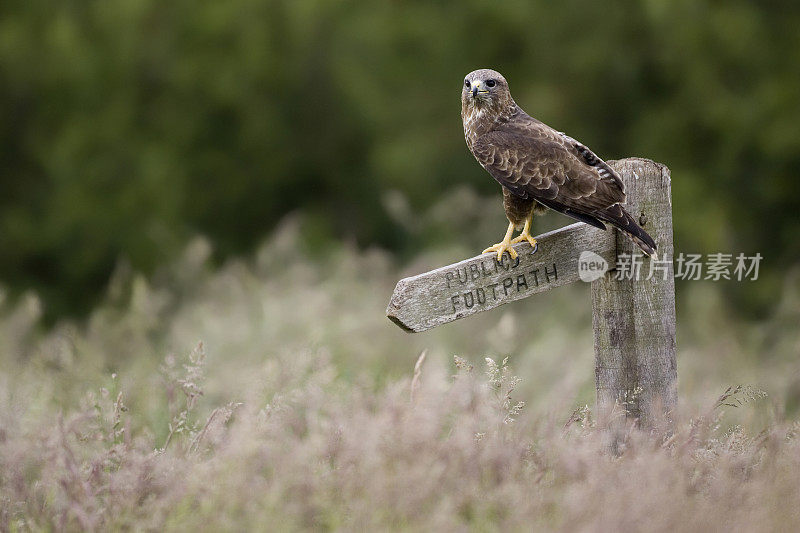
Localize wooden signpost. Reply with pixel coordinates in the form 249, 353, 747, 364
387, 158, 677, 434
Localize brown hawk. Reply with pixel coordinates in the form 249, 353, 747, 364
462, 68, 657, 261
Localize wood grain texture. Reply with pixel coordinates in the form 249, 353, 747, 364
591, 158, 677, 435
387, 222, 615, 332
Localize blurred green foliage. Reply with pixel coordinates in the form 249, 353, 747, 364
1, 0, 798, 318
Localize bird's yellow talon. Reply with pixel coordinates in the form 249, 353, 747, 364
482, 242, 517, 262
482, 220, 518, 262
510, 233, 537, 249
509, 214, 538, 253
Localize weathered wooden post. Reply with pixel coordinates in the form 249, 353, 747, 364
591, 159, 676, 435
386, 157, 676, 433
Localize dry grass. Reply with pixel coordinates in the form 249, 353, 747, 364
1, 210, 800, 531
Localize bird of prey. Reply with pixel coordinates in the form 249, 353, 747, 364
461, 68, 657, 261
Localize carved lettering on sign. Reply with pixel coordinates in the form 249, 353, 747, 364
447, 260, 560, 315
387, 219, 617, 332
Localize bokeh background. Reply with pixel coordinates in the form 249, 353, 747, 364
3, 1, 800, 529
2, 0, 798, 319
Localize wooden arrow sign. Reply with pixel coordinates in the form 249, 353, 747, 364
386, 222, 616, 332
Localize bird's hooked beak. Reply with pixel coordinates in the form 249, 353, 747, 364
471, 80, 489, 98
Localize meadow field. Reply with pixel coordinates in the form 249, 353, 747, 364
2, 206, 799, 531
2, 1, 799, 530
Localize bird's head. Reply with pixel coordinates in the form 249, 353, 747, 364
461, 69, 513, 113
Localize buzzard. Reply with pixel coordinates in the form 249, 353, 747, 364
462, 68, 656, 261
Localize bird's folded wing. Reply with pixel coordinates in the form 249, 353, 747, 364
471, 126, 626, 213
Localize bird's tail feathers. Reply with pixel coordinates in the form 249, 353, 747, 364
599, 204, 657, 257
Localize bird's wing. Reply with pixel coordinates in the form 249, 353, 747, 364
471, 119, 626, 215
471, 117, 658, 254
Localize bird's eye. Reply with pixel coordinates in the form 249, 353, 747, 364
486, 79, 496, 88
464, 80, 471, 88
